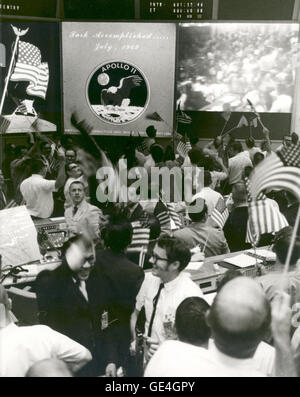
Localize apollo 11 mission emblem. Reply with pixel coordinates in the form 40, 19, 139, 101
86, 61, 149, 125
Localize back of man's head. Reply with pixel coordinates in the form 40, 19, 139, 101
146, 125, 157, 139
175, 297, 211, 347
31, 158, 46, 175
26, 359, 72, 377
150, 144, 164, 164
102, 217, 133, 252
208, 277, 271, 359
232, 182, 248, 205
273, 226, 300, 267
246, 137, 255, 149
253, 152, 265, 166
232, 141, 243, 154
188, 148, 204, 166
188, 199, 207, 223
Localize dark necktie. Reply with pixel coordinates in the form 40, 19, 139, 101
73, 205, 78, 216
147, 283, 164, 337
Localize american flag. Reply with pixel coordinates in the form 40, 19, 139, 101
176, 110, 192, 125
154, 201, 183, 231
10, 41, 49, 99
245, 173, 289, 245
277, 140, 300, 168
127, 221, 150, 252
249, 152, 300, 202
211, 197, 229, 229
0, 115, 11, 133
176, 138, 192, 158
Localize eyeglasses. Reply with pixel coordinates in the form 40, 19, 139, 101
69, 165, 78, 170
151, 253, 170, 265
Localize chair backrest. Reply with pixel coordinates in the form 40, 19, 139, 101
6, 287, 38, 326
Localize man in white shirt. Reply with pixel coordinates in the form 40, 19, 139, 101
20, 157, 66, 219
0, 285, 91, 377
192, 171, 223, 216
130, 235, 203, 362
207, 277, 296, 377
228, 142, 252, 186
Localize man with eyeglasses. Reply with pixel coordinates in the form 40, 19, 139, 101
130, 235, 204, 364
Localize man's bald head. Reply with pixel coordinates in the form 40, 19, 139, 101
26, 359, 72, 377
208, 277, 271, 358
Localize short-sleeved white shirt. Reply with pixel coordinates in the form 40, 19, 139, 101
20, 174, 56, 218
136, 272, 203, 344
0, 323, 90, 377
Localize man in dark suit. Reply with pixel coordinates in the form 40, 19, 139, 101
97, 217, 145, 375
35, 235, 118, 376
0, 170, 8, 210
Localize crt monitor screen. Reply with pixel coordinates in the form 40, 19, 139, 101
177, 23, 299, 113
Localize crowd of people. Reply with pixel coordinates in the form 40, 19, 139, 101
177, 24, 298, 112
1, 118, 300, 377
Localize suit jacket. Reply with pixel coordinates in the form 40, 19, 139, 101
95, 249, 145, 369
65, 200, 103, 239
35, 261, 117, 375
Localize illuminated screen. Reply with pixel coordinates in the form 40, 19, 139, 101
62, 22, 176, 137
177, 23, 299, 113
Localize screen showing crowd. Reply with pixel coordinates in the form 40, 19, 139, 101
177, 23, 299, 113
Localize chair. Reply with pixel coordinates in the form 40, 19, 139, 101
6, 286, 38, 326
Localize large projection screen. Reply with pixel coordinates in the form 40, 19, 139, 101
62, 23, 176, 137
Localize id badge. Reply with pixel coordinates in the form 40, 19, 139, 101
101, 311, 108, 330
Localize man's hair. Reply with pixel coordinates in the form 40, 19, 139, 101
69, 180, 85, 192
232, 182, 247, 204
232, 141, 243, 154
245, 137, 255, 149
150, 144, 164, 163
175, 297, 211, 346
156, 235, 191, 272
188, 148, 204, 166
31, 159, 46, 174
273, 226, 300, 266
163, 145, 175, 162
253, 152, 265, 166
146, 125, 157, 139
14, 145, 27, 157
102, 218, 133, 252
204, 171, 212, 187
188, 200, 208, 223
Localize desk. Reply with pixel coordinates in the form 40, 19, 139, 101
185, 247, 276, 294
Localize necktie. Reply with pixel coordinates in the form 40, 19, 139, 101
73, 205, 78, 216
75, 278, 88, 301
147, 283, 164, 337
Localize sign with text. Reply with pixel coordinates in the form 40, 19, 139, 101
0, 206, 41, 268
62, 22, 176, 137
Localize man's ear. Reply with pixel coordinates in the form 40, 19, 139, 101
169, 260, 180, 272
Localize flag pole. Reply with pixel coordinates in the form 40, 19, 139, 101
283, 205, 300, 275
220, 117, 230, 136
0, 26, 28, 115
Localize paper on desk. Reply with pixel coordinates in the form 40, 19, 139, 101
0, 206, 41, 268
223, 254, 262, 268
246, 249, 276, 261
186, 261, 204, 271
